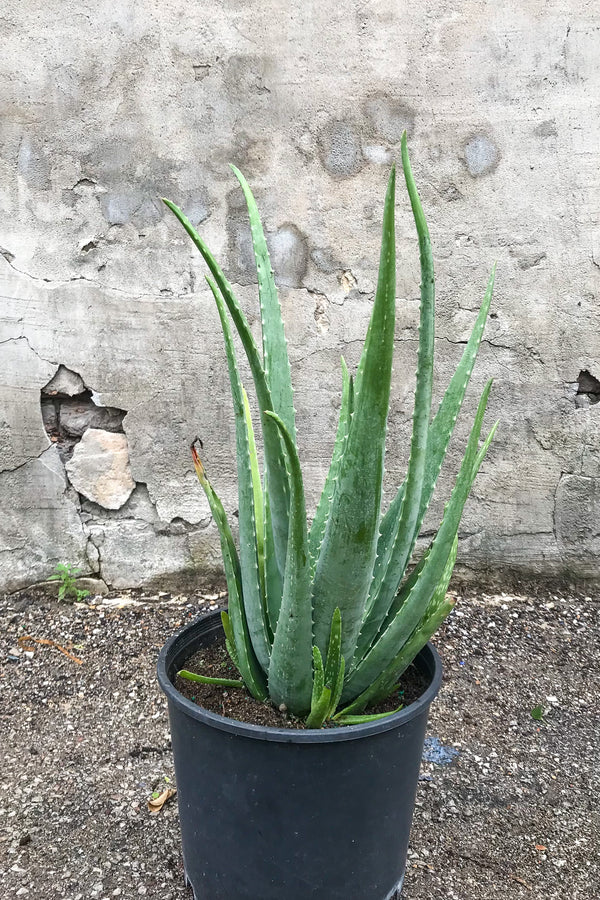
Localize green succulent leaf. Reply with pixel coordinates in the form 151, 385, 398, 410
305, 686, 332, 729
221, 611, 240, 671
311, 645, 325, 710
420, 266, 495, 518
334, 704, 404, 725
263, 474, 284, 634
311, 165, 397, 663
206, 277, 272, 673
309, 359, 354, 574
329, 655, 346, 719
177, 669, 245, 688
356, 133, 435, 659
322, 608, 345, 717
242, 386, 266, 610
162, 197, 291, 586
307, 646, 331, 728
344, 535, 459, 714
361, 266, 496, 659
230, 165, 296, 442
344, 380, 497, 701
354, 547, 430, 669
265, 411, 313, 716
190, 446, 267, 701
342, 595, 455, 716
324, 608, 342, 687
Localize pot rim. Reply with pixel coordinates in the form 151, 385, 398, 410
157, 610, 443, 744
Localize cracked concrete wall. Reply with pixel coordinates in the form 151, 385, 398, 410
1, 0, 600, 591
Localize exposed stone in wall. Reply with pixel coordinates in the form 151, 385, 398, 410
0, 308, 212, 590
41, 367, 127, 462
66, 429, 135, 510
59, 399, 126, 440
575, 370, 600, 408
43, 365, 86, 397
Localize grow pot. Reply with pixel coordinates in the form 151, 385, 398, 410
157, 610, 442, 900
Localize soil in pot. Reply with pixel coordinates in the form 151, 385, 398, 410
174, 632, 431, 729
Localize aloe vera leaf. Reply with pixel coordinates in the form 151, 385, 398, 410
306, 686, 332, 729
323, 608, 342, 687
341, 589, 456, 716
340, 543, 457, 715
343, 381, 497, 701
378, 547, 433, 641
221, 611, 240, 671
373, 130, 436, 572
368, 534, 458, 707
162, 199, 290, 581
206, 277, 272, 672
190, 445, 267, 701
380, 480, 464, 638
370, 482, 405, 597
311, 165, 397, 662
242, 386, 266, 605
328, 655, 346, 718
356, 134, 435, 657
364, 266, 496, 647
221, 610, 235, 643
347, 411, 497, 704
310, 645, 325, 711
419, 266, 495, 519
335, 705, 404, 725
263, 474, 284, 633
224, 638, 239, 671
178, 670, 245, 688
346, 422, 497, 706
265, 411, 314, 716
349, 481, 406, 666
308, 359, 354, 574
230, 165, 296, 441
353, 544, 430, 668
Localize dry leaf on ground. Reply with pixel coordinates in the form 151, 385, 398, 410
147, 788, 176, 814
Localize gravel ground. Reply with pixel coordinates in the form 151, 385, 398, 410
1, 584, 599, 900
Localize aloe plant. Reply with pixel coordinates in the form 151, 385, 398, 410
164, 133, 497, 726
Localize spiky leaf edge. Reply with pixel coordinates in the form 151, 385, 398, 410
190, 445, 267, 701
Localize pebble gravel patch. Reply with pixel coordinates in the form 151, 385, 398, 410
1, 585, 598, 899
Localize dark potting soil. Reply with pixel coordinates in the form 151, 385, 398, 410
174, 634, 430, 729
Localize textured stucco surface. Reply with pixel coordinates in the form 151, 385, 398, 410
1, 1, 599, 591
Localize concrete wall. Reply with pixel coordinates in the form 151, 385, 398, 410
1, 0, 599, 592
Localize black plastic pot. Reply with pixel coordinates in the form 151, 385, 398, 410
157, 610, 442, 900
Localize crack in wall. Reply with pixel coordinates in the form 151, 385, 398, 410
1, 254, 148, 297
86, 529, 104, 580
0, 446, 50, 476
0, 334, 55, 366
